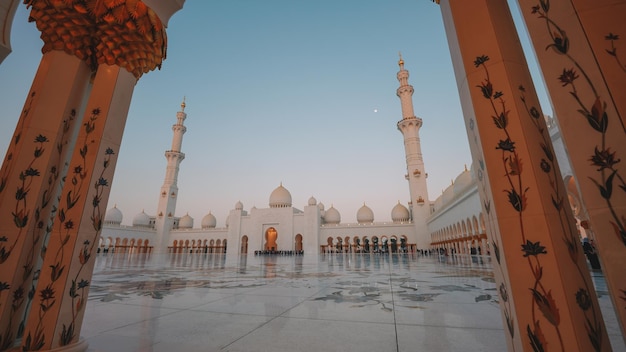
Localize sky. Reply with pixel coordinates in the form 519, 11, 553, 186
0, 0, 551, 227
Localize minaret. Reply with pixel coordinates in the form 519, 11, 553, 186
154, 99, 187, 252
396, 54, 430, 249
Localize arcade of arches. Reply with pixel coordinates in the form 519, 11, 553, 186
321, 234, 417, 253
98, 237, 152, 254
170, 238, 228, 253
430, 214, 488, 255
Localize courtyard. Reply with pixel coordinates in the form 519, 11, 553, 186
81, 253, 624, 351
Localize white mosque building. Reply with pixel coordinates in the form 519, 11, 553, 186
101, 58, 580, 258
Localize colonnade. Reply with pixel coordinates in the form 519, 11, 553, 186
168, 238, 228, 254
431, 233, 488, 256
430, 213, 488, 255
320, 235, 416, 254
97, 237, 152, 254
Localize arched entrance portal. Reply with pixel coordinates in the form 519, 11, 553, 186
241, 235, 249, 254
295, 234, 303, 252
265, 227, 278, 251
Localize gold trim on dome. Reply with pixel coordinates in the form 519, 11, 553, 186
24, 0, 167, 78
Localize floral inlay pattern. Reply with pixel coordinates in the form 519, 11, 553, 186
519, 82, 605, 351
468, 56, 517, 343
473, 55, 565, 351
605, 33, 626, 73
532, 1, 626, 247
22, 107, 114, 350
0, 90, 80, 349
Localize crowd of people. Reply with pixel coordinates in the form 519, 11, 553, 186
254, 250, 304, 256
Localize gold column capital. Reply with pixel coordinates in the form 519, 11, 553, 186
24, 0, 167, 78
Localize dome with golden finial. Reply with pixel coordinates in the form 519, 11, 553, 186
391, 202, 410, 223
132, 210, 151, 227
356, 203, 374, 223
269, 183, 292, 208
178, 213, 194, 229
104, 204, 123, 225
323, 205, 341, 224
201, 211, 217, 229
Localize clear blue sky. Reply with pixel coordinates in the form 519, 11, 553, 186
0, 0, 550, 226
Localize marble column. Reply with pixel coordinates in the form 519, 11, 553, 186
481, 237, 488, 255
21, 65, 136, 351
515, 0, 626, 337
0, 51, 90, 350
440, 0, 610, 350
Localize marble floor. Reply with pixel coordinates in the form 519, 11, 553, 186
81, 253, 625, 352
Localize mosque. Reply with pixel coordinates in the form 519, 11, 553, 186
2, 2, 623, 351
100, 56, 579, 259
102, 57, 437, 256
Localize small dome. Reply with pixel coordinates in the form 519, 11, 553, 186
308, 196, 317, 206
318, 202, 325, 211
391, 202, 410, 223
104, 205, 123, 225
201, 211, 217, 229
132, 210, 150, 227
324, 205, 341, 224
442, 184, 454, 204
235, 201, 243, 210
356, 203, 374, 223
433, 194, 443, 212
453, 168, 473, 195
178, 213, 193, 229
269, 183, 292, 208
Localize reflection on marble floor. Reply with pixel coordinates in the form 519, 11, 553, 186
82, 253, 625, 352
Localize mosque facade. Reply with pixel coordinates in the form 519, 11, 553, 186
101, 58, 433, 256
87, 48, 578, 267
99, 59, 580, 259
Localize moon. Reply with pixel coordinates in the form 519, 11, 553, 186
374, 109, 378, 113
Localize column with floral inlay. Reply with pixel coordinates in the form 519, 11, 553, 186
0, 0, 177, 350
516, 0, 626, 337
21, 63, 136, 352
0, 51, 90, 351
437, 0, 611, 350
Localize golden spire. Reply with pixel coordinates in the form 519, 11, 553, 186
398, 51, 404, 68
181, 96, 186, 111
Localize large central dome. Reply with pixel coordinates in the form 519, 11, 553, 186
269, 183, 292, 208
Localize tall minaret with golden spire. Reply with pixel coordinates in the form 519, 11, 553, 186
154, 99, 187, 252
396, 54, 430, 249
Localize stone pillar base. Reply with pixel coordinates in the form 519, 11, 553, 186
8, 338, 87, 352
